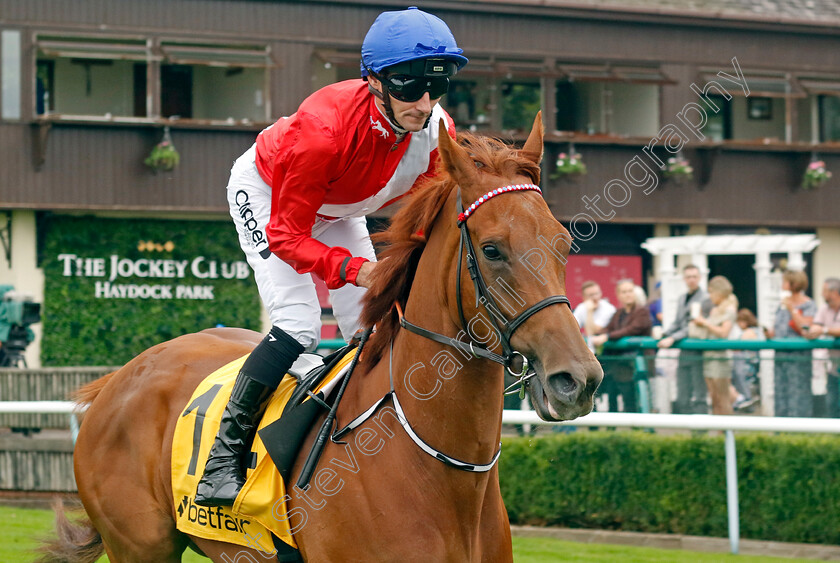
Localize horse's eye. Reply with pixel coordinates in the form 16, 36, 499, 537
482, 245, 502, 260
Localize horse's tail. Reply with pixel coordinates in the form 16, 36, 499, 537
34, 498, 104, 563
72, 370, 116, 406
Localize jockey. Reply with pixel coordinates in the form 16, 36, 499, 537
195, 7, 468, 507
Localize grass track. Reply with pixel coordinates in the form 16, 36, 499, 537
3, 505, 820, 563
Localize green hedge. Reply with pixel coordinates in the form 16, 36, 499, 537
40, 215, 261, 366
500, 432, 840, 544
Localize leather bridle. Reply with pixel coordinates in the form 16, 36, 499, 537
397, 183, 571, 397
331, 183, 573, 474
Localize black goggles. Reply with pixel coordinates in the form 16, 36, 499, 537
381, 74, 450, 102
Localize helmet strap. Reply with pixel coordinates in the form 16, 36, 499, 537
367, 82, 408, 134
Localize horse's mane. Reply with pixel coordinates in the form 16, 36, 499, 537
359, 132, 541, 369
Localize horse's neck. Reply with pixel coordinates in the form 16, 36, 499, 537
388, 227, 507, 468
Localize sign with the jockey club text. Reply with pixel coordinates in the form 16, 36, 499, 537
41, 217, 262, 366
57, 252, 250, 301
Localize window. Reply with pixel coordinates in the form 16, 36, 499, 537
2, 30, 22, 119
820, 95, 840, 142
309, 53, 665, 137
797, 78, 840, 143
35, 35, 151, 119
697, 70, 794, 143
34, 34, 273, 125
696, 71, 840, 144
700, 95, 733, 141
501, 81, 541, 132
555, 63, 667, 138
311, 50, 364, 91
438, 58, 543, 133
446, 75, 541, 134
445, 77, 494, 130
160, 41, 272, 123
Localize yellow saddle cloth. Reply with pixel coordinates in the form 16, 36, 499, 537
172, 350, 355, 552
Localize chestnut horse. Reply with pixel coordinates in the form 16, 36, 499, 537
39, 114, 602, 562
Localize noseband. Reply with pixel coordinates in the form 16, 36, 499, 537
398, 183, 571, 397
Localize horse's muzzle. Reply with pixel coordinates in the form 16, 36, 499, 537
530, 359, 603, 421
546, 371, 582, 406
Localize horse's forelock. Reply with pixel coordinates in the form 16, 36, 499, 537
461, 134, 541, 184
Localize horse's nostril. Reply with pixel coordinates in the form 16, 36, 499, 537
547, 372, 578, 400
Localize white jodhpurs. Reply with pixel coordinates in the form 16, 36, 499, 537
226, 144, 376, 351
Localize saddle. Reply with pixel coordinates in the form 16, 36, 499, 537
260, 345, 354, 482
171, 344, 357, 557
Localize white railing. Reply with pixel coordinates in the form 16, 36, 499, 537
0, 400, 83, 442
503, 411, 840, 434
4, 402, 839, 554
0, 401, 80, 414
502, 411, 840, 555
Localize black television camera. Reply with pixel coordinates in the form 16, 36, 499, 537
0, 286, 41, 368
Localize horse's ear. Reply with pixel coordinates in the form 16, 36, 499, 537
521, 111, 544, 166
437, 119, 479, 187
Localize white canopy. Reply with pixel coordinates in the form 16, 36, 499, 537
642, 234, 820, 330
642, 234, 820, 256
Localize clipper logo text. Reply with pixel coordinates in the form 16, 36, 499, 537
235, 189, 271, 259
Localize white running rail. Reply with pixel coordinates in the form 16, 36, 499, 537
1, 400, 84, 442
4, 403, 839, 555
502, 411, 840, 555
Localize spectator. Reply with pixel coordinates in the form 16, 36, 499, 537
573, 281, 616, 352
690, 276, 738, 415
766, 270, 816, 417
648, 281, 663, 327
635, 285, 657, 327
634, 285, 648, 307
591, 279, 653, 412
806, 277, 840, 418
657, 264, 708, 413
731, 308, 764, 411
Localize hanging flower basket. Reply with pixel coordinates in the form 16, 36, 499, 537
663, 156, 693, 183
550, 151, 587, 180
145, 127, 180, 173
802, 160, 832, 190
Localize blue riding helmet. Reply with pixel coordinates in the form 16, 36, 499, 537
360, 7, 468, 78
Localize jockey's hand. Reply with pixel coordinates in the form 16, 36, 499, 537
355, 260, 377, 289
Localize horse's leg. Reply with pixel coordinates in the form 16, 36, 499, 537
477, 473, 514, 563
192, 537, 281, 563
80, 503, 187, 563
73, 374, 192, 562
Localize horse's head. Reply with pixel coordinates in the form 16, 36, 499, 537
436, 114, 603, 421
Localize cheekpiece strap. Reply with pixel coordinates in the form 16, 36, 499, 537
457, 183, 542, 225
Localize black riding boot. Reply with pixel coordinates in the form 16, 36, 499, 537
195, 327, 304, 507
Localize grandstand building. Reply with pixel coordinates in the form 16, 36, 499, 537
1, 0, 839, 365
